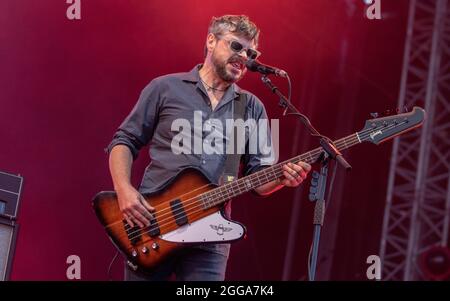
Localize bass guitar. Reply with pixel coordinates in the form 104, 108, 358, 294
93, 107, 425, 273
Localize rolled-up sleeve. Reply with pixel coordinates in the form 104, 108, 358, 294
106, 79, 162, 160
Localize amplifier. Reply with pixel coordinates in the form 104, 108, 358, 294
0, 171, 23, 219
0, 218, 18, 280
0, 170, 23, 280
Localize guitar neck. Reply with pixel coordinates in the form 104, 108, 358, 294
199, 132, 361, 209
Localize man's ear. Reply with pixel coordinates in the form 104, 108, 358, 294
206, 33, 217, 53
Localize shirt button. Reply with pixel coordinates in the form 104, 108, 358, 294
202, 160, 206, 164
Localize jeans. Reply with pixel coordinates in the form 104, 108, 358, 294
124, 243, 230, 281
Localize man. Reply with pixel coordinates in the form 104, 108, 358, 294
107, 15, 311, 281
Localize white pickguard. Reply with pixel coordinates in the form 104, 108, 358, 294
160, 211, 245, 243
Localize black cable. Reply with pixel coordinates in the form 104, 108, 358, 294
327, 161, 339, 205
286, 74, 292, 103
307, 241, 313, 280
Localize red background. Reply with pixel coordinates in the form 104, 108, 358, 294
0, 0, 411, 280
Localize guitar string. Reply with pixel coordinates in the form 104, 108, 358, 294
124, 136, 350, 234
120, 144, 327, 230
126, 140, 352, 241
125, 120, 406, 241
122, 133, 353, 230
122, 115, 413, 231
124, 144, 345, 240
124, 121, 408, 241
125, 121, 405, 241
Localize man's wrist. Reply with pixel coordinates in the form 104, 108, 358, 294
114, 182, 134, 193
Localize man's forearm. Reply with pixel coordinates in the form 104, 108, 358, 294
109, 145, 134, 192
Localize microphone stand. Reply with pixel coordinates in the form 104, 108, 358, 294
261, 75, 351, 281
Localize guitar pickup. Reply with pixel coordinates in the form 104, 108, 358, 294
170, 199, 188, 226
147, 216, 161, 237
123, 220, 141, 245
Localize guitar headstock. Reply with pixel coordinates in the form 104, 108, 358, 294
358, 106, 425, 145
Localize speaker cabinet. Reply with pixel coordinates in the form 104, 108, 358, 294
0, 219, 18, 280
0, 171, 23, 218
0, 171, 23, 281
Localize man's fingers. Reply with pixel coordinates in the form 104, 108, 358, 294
289, 162, 309, 174
129, 208, 149, 228
283, 170, 296, 181
135, 201, 153, 220
289, 162, 301, 172
140, 197, 155, 212
298, 161, 312, 172
282, 163, 310, 186
284, 164, 301, 179
124, 214, 134, 228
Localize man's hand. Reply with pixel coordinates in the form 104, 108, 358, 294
254, 161, 312, 196
280, 161, 311, 187
116, 186, 155, 228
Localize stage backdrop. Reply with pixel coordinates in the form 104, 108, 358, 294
0, 0, 410, 280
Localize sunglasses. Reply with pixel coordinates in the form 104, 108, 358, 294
221, 38, 261, 60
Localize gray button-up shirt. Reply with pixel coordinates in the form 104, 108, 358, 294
108, 65, 275, 194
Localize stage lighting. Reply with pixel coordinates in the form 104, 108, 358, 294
420, 245, 450, 281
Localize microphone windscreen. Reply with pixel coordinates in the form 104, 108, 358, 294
245, 59, 259, 71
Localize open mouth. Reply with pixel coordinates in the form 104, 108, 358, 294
229, 61, 244, 72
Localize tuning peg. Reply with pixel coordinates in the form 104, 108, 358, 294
370, 112, 379, 118
403, 106, 409, 113
385, 109, 391, 116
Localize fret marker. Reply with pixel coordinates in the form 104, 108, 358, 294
245, 179, 252, 189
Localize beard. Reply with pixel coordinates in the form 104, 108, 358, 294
211, 50, 246, 83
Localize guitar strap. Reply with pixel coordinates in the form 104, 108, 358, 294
222, 92, 248, 184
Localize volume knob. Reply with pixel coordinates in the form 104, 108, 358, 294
142, 246, 149, 254
131, 249, 138, 257
152, 242, 159, 250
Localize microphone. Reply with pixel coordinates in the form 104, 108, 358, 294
245, 59, 288, 77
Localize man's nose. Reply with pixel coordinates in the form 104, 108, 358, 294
237, 49, 248, 60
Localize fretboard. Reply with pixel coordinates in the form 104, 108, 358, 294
199, 133, 361, 209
